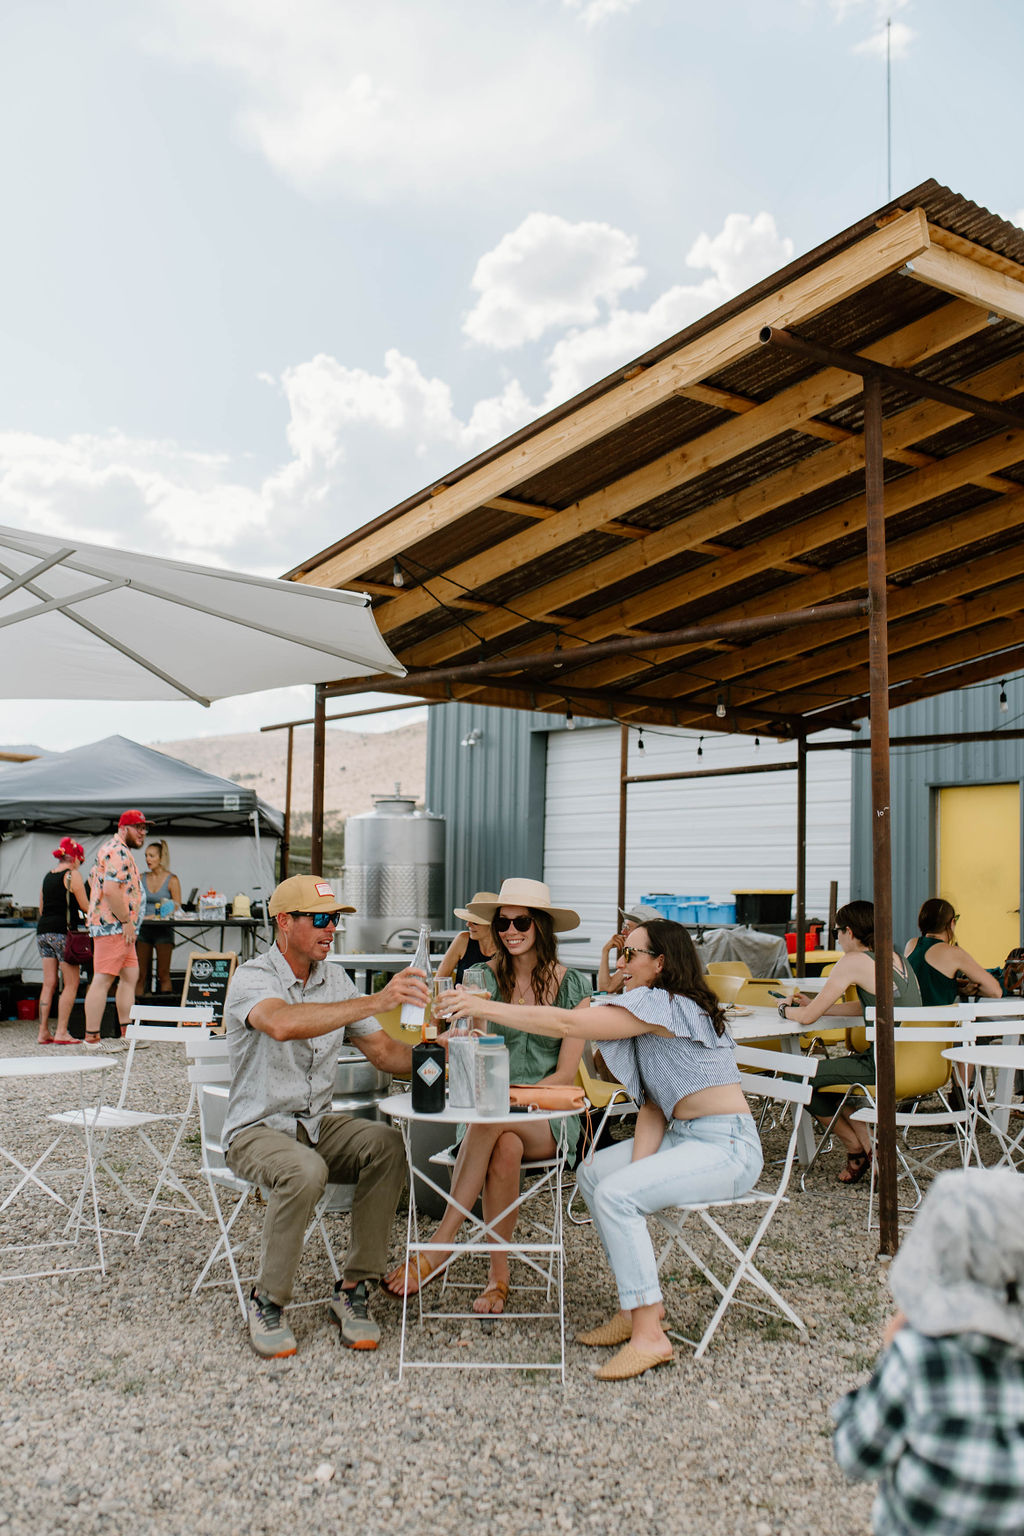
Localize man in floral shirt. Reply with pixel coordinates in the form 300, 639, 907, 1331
83, 809, 147, 1047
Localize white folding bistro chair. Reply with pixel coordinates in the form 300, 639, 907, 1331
51, 1004, 215, 1245
185, 1035, 343, 1318
652, 1045, 818, 1358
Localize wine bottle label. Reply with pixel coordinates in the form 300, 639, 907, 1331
416, 1058, 443, 1087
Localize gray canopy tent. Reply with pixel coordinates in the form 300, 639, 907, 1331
0, 736, 283, 978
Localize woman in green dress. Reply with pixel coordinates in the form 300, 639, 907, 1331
383, 878, 587, 1314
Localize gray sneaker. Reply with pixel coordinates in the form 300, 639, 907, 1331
329, 1280, 380, 1350
247, 1289, 297, 1359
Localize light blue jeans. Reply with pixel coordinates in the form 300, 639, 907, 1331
575, 1114, 764, 1311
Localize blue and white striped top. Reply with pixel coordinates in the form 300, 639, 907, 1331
598, 986, 739, 1118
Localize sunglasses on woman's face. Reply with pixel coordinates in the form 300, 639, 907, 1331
290, 910, 343, 929
621, 945, 655, 963
496, 915, 534, 933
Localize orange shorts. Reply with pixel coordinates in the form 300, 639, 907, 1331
92, 933, 139, 976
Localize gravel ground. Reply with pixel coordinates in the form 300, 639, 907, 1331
0, 1021, 960, 1536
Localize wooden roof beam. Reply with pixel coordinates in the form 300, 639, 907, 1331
903, 243, 1024, 327
395, 336, 1023, 671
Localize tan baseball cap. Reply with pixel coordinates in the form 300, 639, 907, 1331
267, 875, 355, 917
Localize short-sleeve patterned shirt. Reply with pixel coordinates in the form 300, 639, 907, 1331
86, 834, 144, 937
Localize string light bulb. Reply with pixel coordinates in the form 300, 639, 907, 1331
715, 691, 727, 720
392, 559, 405, 588
754, 736, 761, 750
565, 704, 576, 730
697, 736, 704, 758
999, 679, 1008, 713
637, 728, 645, 753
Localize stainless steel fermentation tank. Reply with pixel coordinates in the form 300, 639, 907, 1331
341, 792, 445, 951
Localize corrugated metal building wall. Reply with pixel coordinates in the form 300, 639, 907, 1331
851, 671, 1024, 946
544, 726, 851, 942
428, 704, 851, 943
425, 700, 566, 913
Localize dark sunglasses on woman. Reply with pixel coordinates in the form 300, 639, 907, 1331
496, 914, 534, 933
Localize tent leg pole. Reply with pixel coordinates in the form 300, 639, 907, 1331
311, 685, 326, 876
281, 725, 294, 879
251, 810, 270, 945
864, 376, 898, 1257
795, 734, 807, 973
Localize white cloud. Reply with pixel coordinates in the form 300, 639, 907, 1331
854, 19, 914, 57
0, 209, 793, 590
149, 0, 609, 199
540, 211, 794, 406
463, 213, 645, 349
563, 0, 643, 26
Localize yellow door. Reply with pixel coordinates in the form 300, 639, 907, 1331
937, 784, 1021, 967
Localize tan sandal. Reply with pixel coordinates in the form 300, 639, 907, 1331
381, 1250, 450, 1298
576, 1313, 633, 1347
593, 1343, 674, 1381
472, 1278, 509, 1315
577, 1313, 669, 1348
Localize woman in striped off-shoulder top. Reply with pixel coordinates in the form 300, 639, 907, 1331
445, 918, 763, 1381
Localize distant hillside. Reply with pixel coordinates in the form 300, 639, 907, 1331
150, 722, 427, 831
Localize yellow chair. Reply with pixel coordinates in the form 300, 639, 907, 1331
707, 973, 745, 1007
735, 979, 786, 1008
707, 960, 752, 979
568, 1053, 637, 1224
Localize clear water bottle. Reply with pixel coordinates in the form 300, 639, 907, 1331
474, 1034, 510, 1117
447, 1015, 476, 1110
400, 925, 432, 1031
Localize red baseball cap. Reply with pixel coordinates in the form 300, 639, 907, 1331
118, 809, 148, 828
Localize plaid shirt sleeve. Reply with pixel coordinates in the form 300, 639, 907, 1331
832, 1334, 911, 1479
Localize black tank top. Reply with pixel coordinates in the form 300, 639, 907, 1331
454, 935, 488, 985
37, 870, 82, 935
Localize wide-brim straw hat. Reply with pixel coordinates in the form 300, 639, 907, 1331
467, 878, 580, 933
889, 1168, 1024, 1351
453, 892, 500, 924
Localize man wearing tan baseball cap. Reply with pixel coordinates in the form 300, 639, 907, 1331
222, 874, 429, 1361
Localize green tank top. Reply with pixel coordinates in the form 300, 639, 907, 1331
855, 951, 922, 1013
906, 936, 959, 1007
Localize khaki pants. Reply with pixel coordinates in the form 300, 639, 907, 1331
226, 1115, 406, 1306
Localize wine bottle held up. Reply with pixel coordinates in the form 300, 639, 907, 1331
400, 924, 432, 1030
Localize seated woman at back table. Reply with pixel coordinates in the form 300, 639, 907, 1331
382, 877, 588, 1316
136, 839, 182, 996
442, 917, 763, 1381
905, 898, 1002, 1005
596, 904, 665, 995
434, 892, 498, 985
779, 900, 921, 1186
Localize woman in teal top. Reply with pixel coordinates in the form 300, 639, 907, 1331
905, 898, 1003, 1007
780, 901, 921, 1185
383, 878, 587, 1314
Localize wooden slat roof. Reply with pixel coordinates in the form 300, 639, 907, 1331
288, 181, 1024, 738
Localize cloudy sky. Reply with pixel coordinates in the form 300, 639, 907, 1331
2, 0, 1022, 749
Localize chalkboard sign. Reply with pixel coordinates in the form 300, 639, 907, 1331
181, 952, 237, 1025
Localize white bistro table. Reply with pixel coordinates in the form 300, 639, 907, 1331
943, 1044, 1024, 1169
0, 1055, 117, 1280
379, 1093, 575, 1381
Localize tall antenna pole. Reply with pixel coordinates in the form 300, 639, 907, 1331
886, 16, 893, 199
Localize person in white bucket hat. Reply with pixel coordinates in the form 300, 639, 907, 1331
833, 1168, 1024, 1536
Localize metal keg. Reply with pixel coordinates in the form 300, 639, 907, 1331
342, 791, 445, 952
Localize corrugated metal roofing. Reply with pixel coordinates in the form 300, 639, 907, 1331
289, 181, 1024, 738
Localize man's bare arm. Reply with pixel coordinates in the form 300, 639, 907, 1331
247, 967, 428, 1041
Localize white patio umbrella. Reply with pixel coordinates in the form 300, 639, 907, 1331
0, 524, 404, 702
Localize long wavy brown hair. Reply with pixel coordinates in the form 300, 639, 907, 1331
639, 919, 727, 1036
490, 909, 561, 1005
